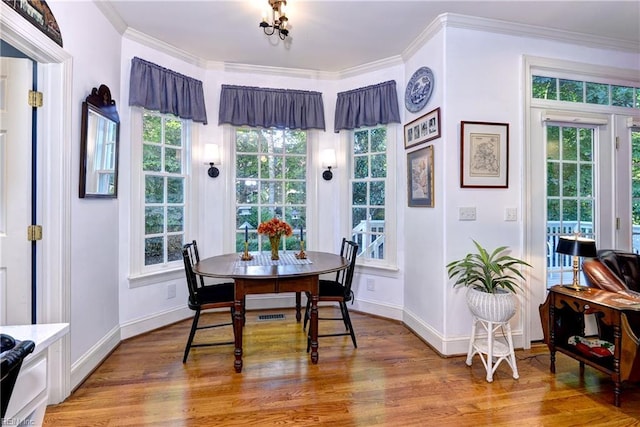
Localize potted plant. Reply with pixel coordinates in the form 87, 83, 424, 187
446, 240, 531, 322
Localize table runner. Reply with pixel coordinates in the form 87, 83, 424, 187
235, 252, 312, 267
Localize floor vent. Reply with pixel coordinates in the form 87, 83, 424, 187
257, 313, 286, 322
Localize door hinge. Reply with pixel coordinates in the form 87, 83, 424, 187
28, 90, 43, 108
27, 225, 42, 241
616, 217, 620, 230
615, 136, 619, 150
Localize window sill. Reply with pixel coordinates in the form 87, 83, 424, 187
355, 262, 400, 278
128, 267, 184, 288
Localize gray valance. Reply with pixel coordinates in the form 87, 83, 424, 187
218, 85, 325, 130
334, 80, 401, 133
129, 57, 208, 124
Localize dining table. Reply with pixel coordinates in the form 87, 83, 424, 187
194, 250, 349, 373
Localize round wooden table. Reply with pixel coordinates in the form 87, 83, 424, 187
195, 251, 349, 373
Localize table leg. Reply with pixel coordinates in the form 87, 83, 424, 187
233, 297, 244, 373
295, 292, 302, 322
310, 293, 319, 364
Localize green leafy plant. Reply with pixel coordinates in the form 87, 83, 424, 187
446, 240, 531, 294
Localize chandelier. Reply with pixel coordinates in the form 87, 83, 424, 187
259, 0, 289, 40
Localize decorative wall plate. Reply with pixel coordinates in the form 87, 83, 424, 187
405, 67, 434, 113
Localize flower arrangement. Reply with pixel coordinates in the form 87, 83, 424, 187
257, 217, 293, 238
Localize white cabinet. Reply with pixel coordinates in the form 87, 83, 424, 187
1, 324, 68, 426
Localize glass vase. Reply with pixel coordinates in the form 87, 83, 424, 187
269, 235, 281, 260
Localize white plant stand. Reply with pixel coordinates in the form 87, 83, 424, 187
466, 316, 519, 382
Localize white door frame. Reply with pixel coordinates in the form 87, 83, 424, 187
1, 3, 72, 403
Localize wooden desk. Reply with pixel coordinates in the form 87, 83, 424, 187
539, 285, 640, 406
195, 251, 349, 373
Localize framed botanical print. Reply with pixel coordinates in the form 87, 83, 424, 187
407, 145, 434, 207
460, 121, 509, 188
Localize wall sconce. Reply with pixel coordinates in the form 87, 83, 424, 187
321, 148, 336, 181
204, 144, 220, 178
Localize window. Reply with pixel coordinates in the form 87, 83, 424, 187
141, 111, 189, 268
235, 128, 307, 252
532, 75, 640, 109
546, 124, 596, 285
350, 126, 388, 263
632, 128, 640, 253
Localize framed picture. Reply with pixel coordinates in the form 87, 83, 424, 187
460, 121, 509, 188
407, 145, 434, 207
404, 107, 441, 149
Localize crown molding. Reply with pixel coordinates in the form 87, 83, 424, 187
122, 28, 208, 68
441, 13, 640, 54
93, 0, 127, 35
216, 62, 339, 80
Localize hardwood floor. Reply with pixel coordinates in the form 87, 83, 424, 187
43, 308, 640, 426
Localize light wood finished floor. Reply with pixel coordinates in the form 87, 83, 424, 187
43, 308, 640, 426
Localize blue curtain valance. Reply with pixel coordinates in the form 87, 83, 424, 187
218, 85, 325, 131
334, 80, 401, 133
129, 57, 208, 124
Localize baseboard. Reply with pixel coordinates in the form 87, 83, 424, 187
351, 298, 403, 321
70, 325, 120, 391
120, 305, 192, 340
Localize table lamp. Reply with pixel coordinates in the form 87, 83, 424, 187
555, 234, 597, 291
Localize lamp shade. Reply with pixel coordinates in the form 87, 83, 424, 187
204, 144, 221, 165
321, 149, 337, 169
556, 235, 597, 258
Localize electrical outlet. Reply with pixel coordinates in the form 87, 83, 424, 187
167, 283, 176, 299
459, 207, 476, 221
505, 208, 517, 221
366, 279, 375, 291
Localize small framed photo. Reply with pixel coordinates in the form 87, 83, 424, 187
460, 121, 509, 188
407, 145, 434, 207
404, 107, 441, 149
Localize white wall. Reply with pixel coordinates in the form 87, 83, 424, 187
48, 1, 122, 365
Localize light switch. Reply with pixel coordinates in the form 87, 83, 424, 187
505, 208, 517, 221
459, 207, 476, 221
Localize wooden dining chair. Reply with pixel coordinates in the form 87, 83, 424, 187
182, 241, 236, 363
304, 238, 359, 350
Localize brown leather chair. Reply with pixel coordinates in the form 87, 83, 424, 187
583, 249, 640, 294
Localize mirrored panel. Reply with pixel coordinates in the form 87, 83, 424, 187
79, 84, 119, 198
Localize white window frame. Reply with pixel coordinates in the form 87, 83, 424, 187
128, 109, 199, 287
340, 124, 398, 270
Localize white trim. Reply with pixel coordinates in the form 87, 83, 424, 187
541, 112, 609, 126
120, 305, 192, 340
1, 1, 73, 404
70, 325, 120, 391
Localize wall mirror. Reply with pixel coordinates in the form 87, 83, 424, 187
79, 84, 120, 198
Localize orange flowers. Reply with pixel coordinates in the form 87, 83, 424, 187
257, 217, 293, 238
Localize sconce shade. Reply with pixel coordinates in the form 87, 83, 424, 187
556, 236, 597, 258
204, 144, 221, 165
321, 149, 336, 169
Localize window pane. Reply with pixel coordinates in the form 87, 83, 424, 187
612, 85, 635, 108
370, 128, 387, 152
260, 181, 283, 204
352, 207, 366, 228
579, 164, 593, 197
261, 155, 283, 179
354, 156, 368, 179
547, 163, 559, 197
352, 182, 366, 205
237, 155, 259, 178
547, 199, 560, 221
144, 237, 163, 265
532, 76, 557, 100
562, 199, 578, 222
167, 177, 184, 203
167, 206, 184, 232
145, 176, 164, 203
165, 119, 182, 146
285, 156, 306, 180
580, 200, 593, 223
370, 181, 385, 205
167, 235, 183, 262
370, 207, 385, 221
354, 130, 368, 154
145, 207, 164, 234
284, 130, 306, 154
165, 147, 182, 173
561, 127, 578, 161
285, 181, 306, 204
237, 180, 258, 204
586, 82, 608, 105
371, 154, 386, 178
559, 79, 584, 102
143, 145, 162, 171
143, 115, 161, 143
579, 129, 593, 161
562, 164, 577, 197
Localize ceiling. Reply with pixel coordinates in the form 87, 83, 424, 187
100, 0, 640, 73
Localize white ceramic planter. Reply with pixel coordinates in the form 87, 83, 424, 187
466, 287, 517, 322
